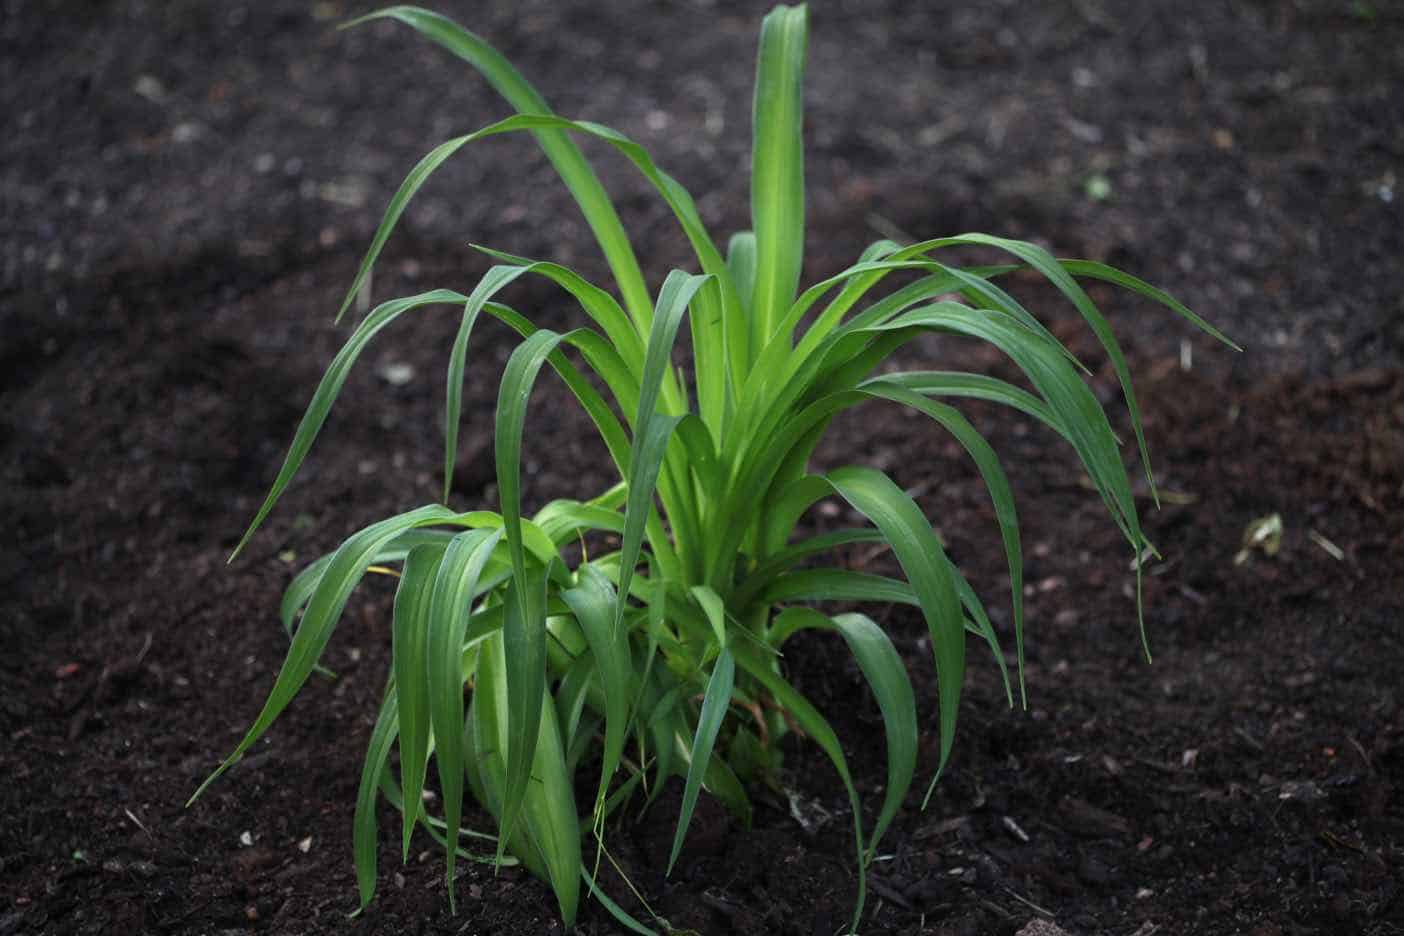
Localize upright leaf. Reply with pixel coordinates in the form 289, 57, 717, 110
614, 272, 712, 633
559, 566, 634, 820
352, 687, 400, 914
749, 4, 808, 345
392, 542, 449, 859
426, 528, 502, 906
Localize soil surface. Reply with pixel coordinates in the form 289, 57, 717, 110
3, 2, 1402, 934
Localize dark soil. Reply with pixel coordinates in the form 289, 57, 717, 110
3, 1, 1402, 934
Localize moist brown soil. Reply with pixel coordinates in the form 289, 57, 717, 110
3, 2, 1402, 934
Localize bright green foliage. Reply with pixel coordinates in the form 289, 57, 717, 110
193, 5, 1235, 933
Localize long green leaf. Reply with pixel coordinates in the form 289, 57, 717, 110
873, 370, 1065, 441
668, 647, 735, 875
730, 640, 866, 933
830, 613, 916, 859
482, 305, 637, 489
472, 632, 582, 924
348, 5, 652, 331
858, 303, 1142, 549
560, 566, 633, 820
768, 609, 916, 862
443, 267, 518, 503
194, 503, 468, 803
532, 500, 626, 545
283, 532, 463, 638
352, 687, 399, 914
497, 566, 547, 859
860, 381, 1026, 705
426, 527, 502, 906
230, 290, 467, 561
1059, 258, 1241, 351
749, 4, 808, 344
472, 246, 646, 376
391, 542, 448, 859
762, 568, 917, 606
825, 467, 966, 781
901, 234, 1161, 502
615, 272, 712, 633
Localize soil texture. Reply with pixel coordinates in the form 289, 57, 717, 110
3, 2, 1401, 934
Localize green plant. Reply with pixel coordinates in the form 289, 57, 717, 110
191, 5, 1234, 932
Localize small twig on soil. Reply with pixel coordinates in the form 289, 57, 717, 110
1000, 885, 1055, 919
1233, 726, 1265, 751
1346, 734, 1373, 770
124, 807, 151, 837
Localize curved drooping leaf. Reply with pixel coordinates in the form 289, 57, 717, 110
194, 503, 475, 804
344, 6, 652, 327
872, 370, 1065, 441
824, 467, 966, 780
767, 608, 916, 861
899, 233, 1161, 501
230, 291, 468, 561
1058, 258, 1240, 351
859, 380, 1027, 705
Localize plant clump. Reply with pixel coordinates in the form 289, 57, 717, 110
191, 5, 1235, 932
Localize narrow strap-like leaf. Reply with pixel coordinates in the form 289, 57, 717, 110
899, 234, 1162, 503
860, 380, 1027, 706
768, 608, 917, 864
667, 647, 735, 875
230, 290, 468, 561
873, 370, 1066, 441
352, 686, 399, 914
1059, 258, 1241, 351
496, 561, 548, 860
472, 632, 582, 924
426, 527, 502, 907
532, 500, 626, 545
193, 503, 466, 804
483, 306, 637, 488
726, 230, 758, 324
861, 304, 1142, 550
829, 611, 916, 859
730, 640, 866, 933
824, 467, 966, 783
560, 565, 634, 820
332, 138, 474, 322
762, 568, 917, 606
689, 585, 728, 652
391, 542, 449, 860
443, 267, 523, 503
749, 4, 808, 345
615, 272, 712, 634
348, 6, 653, 331
473, 246, 647, 376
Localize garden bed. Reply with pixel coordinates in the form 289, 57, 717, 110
2, 2, 1400, 933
